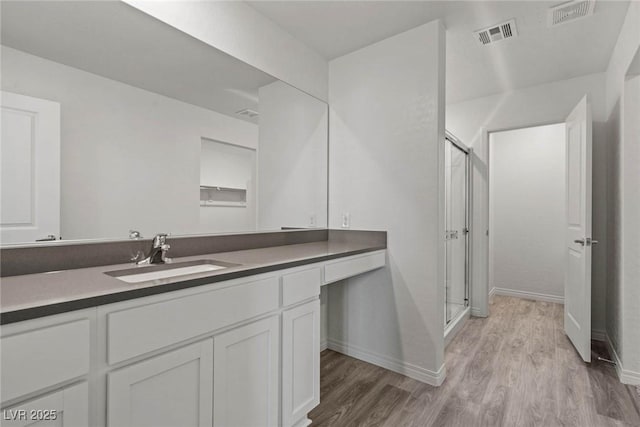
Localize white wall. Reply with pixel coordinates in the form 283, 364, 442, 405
619, 74, 640, 376
604, 0, 640, 384
327, 20, 446, 385
1, 46, 258, 240
489, 124, 566, 301
257, 81, 328, 230
447, 72, 608, 333
605, 1, 640, 116
123, 0, 328, 102
605, 93, 623, 361
606, 73, 640, 381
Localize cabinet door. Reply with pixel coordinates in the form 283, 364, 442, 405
213, 316, 279, 427
1, 382, 88, 427
282, 300, 320, 427
107, 339, 213, 427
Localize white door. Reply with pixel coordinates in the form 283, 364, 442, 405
282, 300, 320, 427
1, 91, 60, 244
1, 382, 88, 427
107, 339, 213, 427
564, 95, 593, 362
213, 315, 280, 427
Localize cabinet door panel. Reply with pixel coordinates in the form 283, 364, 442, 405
107, 339, 213, 427
282, 300, 320, 427
213, 316, 279, 427
1, 382, 88, 427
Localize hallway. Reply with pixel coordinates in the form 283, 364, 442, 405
310, 296, 640, 426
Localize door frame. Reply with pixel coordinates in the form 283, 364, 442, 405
483, 120, 565, 317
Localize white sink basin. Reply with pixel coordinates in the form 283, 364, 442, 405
106, 259, 236, 284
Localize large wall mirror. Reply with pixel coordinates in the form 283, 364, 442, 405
0, 1, 328, 246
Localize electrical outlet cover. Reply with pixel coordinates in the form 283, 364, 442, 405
341, 212, 350, 228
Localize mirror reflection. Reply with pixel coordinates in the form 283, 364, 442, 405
0, 1, 328, 245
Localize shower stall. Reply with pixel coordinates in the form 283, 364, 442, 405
444, 132, 471, 334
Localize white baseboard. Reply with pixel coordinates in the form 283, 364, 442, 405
327, 338, 446, 386
471, 288, 496, 317
291, 417, 312, 427
320, 339, 328, 352
471, 307, 487, 317
606, 334, 640, 385
492, 287, 564, 304
591, 329, 606, 342
445, 306, 470, 347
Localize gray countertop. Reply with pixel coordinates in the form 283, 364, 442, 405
0, 240, 385, 324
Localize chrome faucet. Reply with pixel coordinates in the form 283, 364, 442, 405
137, 233, 171, 265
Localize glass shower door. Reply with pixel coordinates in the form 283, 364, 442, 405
445, 137, 469, 326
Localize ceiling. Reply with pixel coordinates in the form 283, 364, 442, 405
247, 0, 630, 104
1, 1, 277, 123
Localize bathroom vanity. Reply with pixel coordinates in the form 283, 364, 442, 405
0, 230, 386, 427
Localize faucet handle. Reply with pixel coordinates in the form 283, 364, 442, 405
152, 233, 169, 247
160, 243, 171, 263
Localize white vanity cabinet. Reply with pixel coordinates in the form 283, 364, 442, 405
0, 250, 386, 427
107, 339, 213, 427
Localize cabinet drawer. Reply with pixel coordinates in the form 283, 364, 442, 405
1, 320, 90, 403
107, 276, 279, 364
1, 382, 88, 427
282, 268, 321, 307
324, 250, 386, 284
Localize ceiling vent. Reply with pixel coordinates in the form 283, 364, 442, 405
548, 0, 595, 27
235, 108, 259, 118
474, 19, 518, 46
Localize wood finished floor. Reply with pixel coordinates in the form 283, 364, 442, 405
309, 295, 640, 427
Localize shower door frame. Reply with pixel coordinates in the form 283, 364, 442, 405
444, 131, 473, 326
